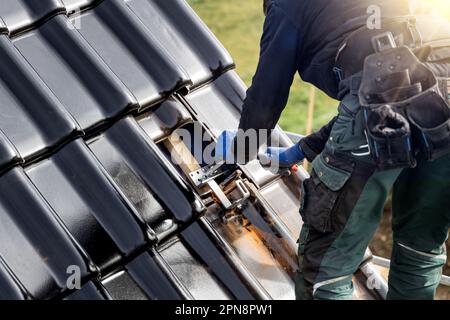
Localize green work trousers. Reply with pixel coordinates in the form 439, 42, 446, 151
295, 94, 450, 300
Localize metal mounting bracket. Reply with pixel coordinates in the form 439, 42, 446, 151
189, 161, 226, 188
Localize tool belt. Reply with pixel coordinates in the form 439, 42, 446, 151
335, 16, 450, 170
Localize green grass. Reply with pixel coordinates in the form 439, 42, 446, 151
188, 0, 337, 134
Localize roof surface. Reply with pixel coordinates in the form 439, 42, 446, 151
0, 0, 381, 300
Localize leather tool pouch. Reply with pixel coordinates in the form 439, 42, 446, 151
406, 90, 450, 161
363, 105, 415, 170
359, 46, 450, 168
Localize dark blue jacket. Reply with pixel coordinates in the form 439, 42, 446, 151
238, 0, 412, 158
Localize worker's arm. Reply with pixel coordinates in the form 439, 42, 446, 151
219, 3, 331, 165
256, 117, 337, 168
238, 3, 300, 134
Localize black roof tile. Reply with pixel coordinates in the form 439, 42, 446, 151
75, 0, 191, 108
158, 235, 232, 300
0, 16, 7, 35
0, 258, 27, 300
125, 0, 234, 88
0, 129, 21, 173
26, 139, 149, 270
61, 0, 100, 13
184, 71, 246, 137
137, 97, 194, 143
64, 281, 109, 300
125, 250, 189, 300
88, 117, 199, 224
0, 0, 65, 36
0, 35, 80, 166
181, 221, 257, 300
88, 131, 167, 228
101, 270, 148, 300
0, 167, 93, 299
13, 15, 137, 131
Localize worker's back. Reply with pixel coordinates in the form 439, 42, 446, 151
274, 0, 412, 98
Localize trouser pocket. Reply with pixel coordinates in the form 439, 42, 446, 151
328, 95, 367, 153
300, 154, 352, 233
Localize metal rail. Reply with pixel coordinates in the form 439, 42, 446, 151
285, 132, 304, 144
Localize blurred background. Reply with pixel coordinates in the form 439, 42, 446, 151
188, 0, 450, 299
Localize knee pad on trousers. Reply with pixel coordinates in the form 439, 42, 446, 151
387, 242, 446, 300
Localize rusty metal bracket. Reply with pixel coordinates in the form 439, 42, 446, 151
189, 162, 226, 188
189, 165, 251, 211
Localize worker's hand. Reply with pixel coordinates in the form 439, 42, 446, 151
258, 142, 305, 168
214, 130, 237, 164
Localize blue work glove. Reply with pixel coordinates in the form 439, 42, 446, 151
258, 142, 305, 168
214, 130, 237, 164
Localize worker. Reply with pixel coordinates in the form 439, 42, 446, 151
215, 0, 450, 300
